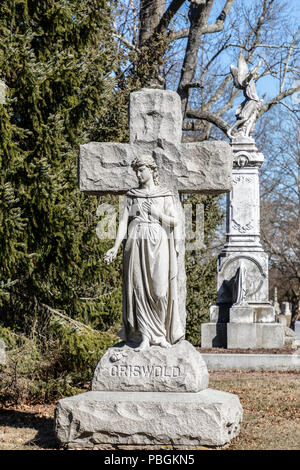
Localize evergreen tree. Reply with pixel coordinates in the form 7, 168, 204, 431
0, 1, 124, 344
0, 2, 225, 403
184, 194, 223, 345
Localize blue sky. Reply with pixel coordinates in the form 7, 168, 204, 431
198, 0, 299, 105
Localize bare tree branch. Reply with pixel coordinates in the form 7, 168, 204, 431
113, 28, 136, 50
185, 109, 230, 136
155, 0, 187, 37
259, 85, 300, 116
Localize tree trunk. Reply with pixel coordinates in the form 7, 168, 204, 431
177, 1, 214, 115
138, 0, 166, 46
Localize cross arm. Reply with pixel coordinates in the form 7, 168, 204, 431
78, 140, 232, 195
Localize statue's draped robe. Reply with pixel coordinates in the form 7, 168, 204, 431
237, 78, 260, 122
119, 186, 184, 345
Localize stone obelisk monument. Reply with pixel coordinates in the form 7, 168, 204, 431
202, 53, 285, 349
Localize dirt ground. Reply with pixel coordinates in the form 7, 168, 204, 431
0, 370, 299, 451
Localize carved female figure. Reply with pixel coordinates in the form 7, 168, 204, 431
104, 155, 184, 350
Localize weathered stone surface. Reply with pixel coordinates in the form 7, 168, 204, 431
202, 353, 300, 371
79, 87, 232, 196
55, 389, 243, 448
295, 321, 300, 343
201, 322, 287, 349
203, 135, 284, 351
0, 340, 5, 365
283, 326, 297, 346
281, 301, 292, 316
277, 315, 288, 326
201, 323, 227, 349
92, 340, 209, 393
217, 251, 270, 306
229, 305, 254, 323
78, 140, 232, 195
129, 88, 182, 144
254, 305, 275, 323
207, 139, 275, 327
209, 305, 230, 323
79, 88, 232, 341
227, 323, 285, 349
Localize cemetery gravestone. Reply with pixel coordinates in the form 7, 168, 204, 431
54, 88, 243, 448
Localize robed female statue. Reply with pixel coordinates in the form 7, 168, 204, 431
104, 155, 184, 350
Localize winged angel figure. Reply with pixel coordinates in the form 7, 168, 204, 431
228, 52, 263, 139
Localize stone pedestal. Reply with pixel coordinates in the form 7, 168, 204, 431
201, 136, 285, 349
227, 323, 284, 349
55, 389, 242, 449
275, 302, 292, 327
54, 341, 243, 448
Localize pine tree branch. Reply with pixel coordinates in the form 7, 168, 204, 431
41, 303, 96, 333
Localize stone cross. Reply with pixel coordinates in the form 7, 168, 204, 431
78, 88, 232, 328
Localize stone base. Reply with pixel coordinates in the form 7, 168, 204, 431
211, 304, 275, 324
253, 305, 275, 323
229, 305, 254, 323
227, 323, 284, 349
92, 340, 209, 393
201, 323, 227, 348
54, 389, 243, 449
201, 323, 285, 349
0, 340, 6, 365
209, 304, 230, 323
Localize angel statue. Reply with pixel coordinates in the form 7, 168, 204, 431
228, 52, 263, 139
103, 154, 184, 351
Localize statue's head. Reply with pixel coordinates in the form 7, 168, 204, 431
131, 155, 159, 185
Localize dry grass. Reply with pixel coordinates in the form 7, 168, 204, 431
0, 371, 299, 450
210, 370, 300, 450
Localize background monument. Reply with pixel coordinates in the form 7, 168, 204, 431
201, 54, 288, 349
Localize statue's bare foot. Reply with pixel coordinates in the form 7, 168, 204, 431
158, 339, 171, 348
135, 337, 150, 351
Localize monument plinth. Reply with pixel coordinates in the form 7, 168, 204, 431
54, 88, 243, 448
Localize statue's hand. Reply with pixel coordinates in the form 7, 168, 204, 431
143, 201, 161, 219
103, 247, 118, 264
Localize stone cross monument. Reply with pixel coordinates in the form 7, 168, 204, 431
55, 88, 243, 448
79, 88, 232, 330
201, 56, 286, 349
